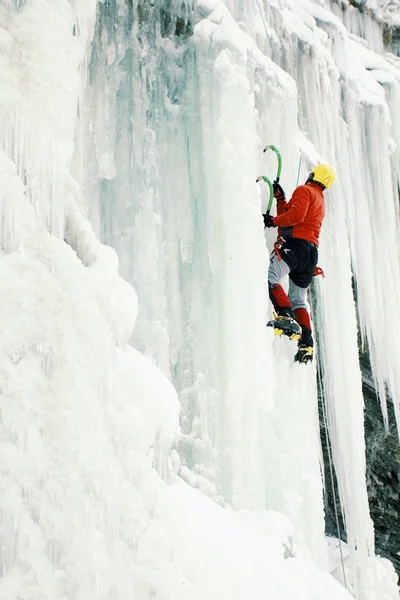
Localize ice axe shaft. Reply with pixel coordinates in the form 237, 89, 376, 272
256, 144, 282, 215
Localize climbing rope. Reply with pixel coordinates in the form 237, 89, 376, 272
317, 356, 348, 589
254, 0, 275, 58
296, 153, 302, 186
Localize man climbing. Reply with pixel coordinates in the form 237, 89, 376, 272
263, 164, 336, 364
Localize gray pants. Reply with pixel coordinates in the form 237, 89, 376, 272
268, 253, 308, 311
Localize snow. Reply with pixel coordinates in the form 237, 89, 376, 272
364, 0, 400, 28
0, 0, 399, 599
0, 158, 181, 600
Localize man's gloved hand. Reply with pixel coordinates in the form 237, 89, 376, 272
273, 181, 285, 198
263, 214, 276, 228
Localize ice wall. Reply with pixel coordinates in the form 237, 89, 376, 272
80, 0, 328, 562
0, 0, 399, 599
78, 0, 400, 598
0, 3, 371, 598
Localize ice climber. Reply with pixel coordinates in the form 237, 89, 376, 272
263, 164, 336, 364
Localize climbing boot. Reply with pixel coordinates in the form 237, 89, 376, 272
294, 344, 313, 364
267, 313, 302, 341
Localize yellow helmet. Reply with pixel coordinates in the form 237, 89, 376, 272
306, 164, 336, 189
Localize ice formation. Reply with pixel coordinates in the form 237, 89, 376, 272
0, 0, 399, 599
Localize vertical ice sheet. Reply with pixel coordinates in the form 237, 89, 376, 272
81, 0, 329, 573
263, 3, 400, 598
0, 1, 90, 238
77, 0, 400, 597
341, 44, 400, 432
1, 0, 398, 598
260, 347, 327, 566
0, 13, 350, 594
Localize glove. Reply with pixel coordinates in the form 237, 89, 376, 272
263, 214, 276, 228
273, 180, 285, 198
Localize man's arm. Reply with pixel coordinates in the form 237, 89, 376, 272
273, 186, 310, 227
276, 196, 287, 216
273, 181, 287, 216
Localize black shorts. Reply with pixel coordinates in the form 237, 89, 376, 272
279, 238, 318, 289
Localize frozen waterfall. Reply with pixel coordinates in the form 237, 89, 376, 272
0, 0, 399, 599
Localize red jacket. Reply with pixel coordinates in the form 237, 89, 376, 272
272, 183, 325, 246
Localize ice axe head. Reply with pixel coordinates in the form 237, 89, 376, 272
256, 175, 274, 213
263, 144, 282, 183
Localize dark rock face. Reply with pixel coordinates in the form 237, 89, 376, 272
361, 351, 400, 574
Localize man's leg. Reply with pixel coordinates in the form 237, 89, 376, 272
288, 278, 313, 347
268, 253, 296, 319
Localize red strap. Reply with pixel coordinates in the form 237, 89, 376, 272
314, 266, 325, 277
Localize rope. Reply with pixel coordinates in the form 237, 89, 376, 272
296, 153, 302, 186
317, 355, 348, 589
254, 0, 275, 58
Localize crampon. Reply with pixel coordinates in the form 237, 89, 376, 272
294, 345, 313, 364
267, 315, 302, 341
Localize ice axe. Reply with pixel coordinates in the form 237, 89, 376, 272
256, 144, 282, 216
